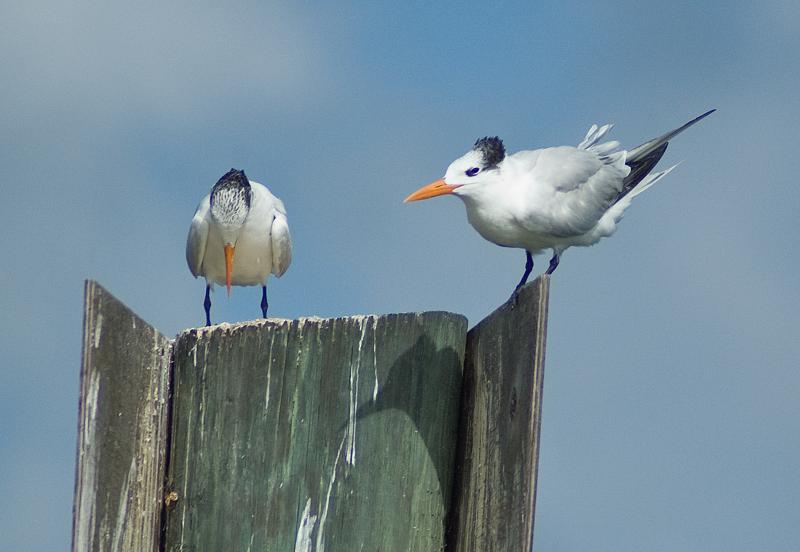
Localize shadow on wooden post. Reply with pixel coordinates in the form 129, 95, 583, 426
72, 277, 549, 551
164, 312, 467, 551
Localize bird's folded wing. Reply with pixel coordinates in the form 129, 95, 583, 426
270, 212, 292, 277
515, 146, 630, 236
186, 197, 210, 277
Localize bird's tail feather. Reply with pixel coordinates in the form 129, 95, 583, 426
616, 142, 668, 201
606, 164, 678, 223
626, 163, 677, 200
614, 109, 714, 202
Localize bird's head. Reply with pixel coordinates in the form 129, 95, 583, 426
404, 136, 505, 202
210, 168, 252, 295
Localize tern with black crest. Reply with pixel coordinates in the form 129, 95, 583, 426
186, 168, 292, 326
405, 110, 715, 292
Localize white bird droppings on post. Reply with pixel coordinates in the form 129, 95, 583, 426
293, 498, 317, 552
93, 313, 103, 349
316, 434, 346, 552
371, 317, 379, 401
74, 370, 100, 551
346, 318, 369, 466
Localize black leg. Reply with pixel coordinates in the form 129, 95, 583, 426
203, 285, 212, 326
514, 251, 534, 292
261, 285, 269, 318
545, 251, 560, 275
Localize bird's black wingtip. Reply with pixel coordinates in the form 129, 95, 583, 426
672, 108, 716, 137
695, 108, 717, 122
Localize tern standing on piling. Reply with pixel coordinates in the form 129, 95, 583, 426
405, 110, 715, 292
186, 168, 292, 326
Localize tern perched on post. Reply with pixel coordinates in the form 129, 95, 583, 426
186, 168, 292, 326
405, 110, 714, 292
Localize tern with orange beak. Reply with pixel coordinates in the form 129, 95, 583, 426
405, 110, 714, 292
186, 168, 292, 325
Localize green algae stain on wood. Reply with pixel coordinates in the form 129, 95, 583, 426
163, 312, 467, 552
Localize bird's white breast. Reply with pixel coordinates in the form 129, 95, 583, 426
201, 183, 278, 287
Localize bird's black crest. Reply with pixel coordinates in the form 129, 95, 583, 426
473, 136, 506, 168
210, 168, 251, 208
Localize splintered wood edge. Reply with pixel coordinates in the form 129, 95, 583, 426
177, 311, 468, 339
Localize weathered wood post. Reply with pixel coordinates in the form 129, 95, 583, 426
73, 281, 172, 551
450, 277, 550, 551
164, 312, 467, 551
73, 277, 548, 551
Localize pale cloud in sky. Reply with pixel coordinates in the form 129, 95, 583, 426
0, 1, 322, 122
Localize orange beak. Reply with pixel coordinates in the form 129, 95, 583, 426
404, 179, 461, 203
224, 243, 235, 297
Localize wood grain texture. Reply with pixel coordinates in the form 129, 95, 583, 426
449, 276, 550, 552
164, 312, 467, 552
73, 280, 172, 552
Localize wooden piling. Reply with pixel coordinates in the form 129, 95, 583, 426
450, 277, 550, 551
73, 277, 549, 551
72, 281, 172, 552
163, 313, 467, 551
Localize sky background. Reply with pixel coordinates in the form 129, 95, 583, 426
2, 1, 799, 550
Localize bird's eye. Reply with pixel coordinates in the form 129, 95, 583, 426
466, 167, 480, 177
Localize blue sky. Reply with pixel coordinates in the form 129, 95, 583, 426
1, 1, 798, 550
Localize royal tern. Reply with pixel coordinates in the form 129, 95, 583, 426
405, 110, 714, 291
186, 168, 292, 325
